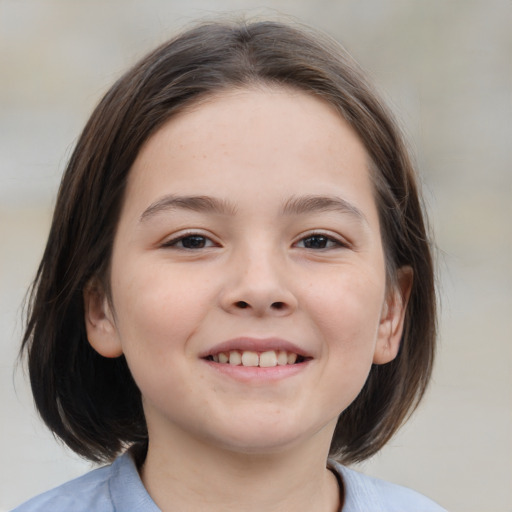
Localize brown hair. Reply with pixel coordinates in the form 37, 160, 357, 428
21, 18, 436, 465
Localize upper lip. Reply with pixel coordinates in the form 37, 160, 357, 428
199, 337, 312, 358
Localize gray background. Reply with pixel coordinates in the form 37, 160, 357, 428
1, 1, 511, 511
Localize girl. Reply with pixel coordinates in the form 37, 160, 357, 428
15, 18, 446, 511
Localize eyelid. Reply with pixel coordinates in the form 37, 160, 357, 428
293, 230, 351, 249
160, 229, 220, 249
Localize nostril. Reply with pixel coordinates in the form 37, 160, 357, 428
231, 300, 290, 312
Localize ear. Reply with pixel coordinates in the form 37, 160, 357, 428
83, 277, 123, 358
373, 266, 413, 365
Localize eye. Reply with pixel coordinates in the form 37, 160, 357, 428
163, 233, 217, 250
295, 234, 344, 250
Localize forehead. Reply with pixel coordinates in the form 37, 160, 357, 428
122, 86, 378, 225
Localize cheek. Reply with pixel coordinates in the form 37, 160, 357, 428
306, 271, 385, 415
110, 263, 214, 411
111, 261, 213, 357
304, 265, 386, 359
307, 268, 385, 324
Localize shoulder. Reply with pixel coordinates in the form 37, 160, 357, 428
328, 460, 448, 512
11, 453, 159, 512
11, 462, 115, 512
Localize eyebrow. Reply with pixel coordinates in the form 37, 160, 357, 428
139, 193, 367, 224
139, 195, 238, 222
282, 195, 367, 224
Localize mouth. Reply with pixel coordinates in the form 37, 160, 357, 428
200, 338, 313, 369
204, 349, 310, 367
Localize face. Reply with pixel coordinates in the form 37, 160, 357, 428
85, 87, 409, 456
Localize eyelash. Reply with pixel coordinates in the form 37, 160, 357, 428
161, 232, 218, 250
293, 233, 347, 250
161, 231, 347, 251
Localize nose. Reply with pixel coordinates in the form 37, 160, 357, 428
219, 247, 298, 317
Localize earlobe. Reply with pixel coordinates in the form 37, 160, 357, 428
373, 266, 413, 365
83, 277, 123, 358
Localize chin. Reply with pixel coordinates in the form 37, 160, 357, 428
208, 415, 326, 456
216, 435, 303, 456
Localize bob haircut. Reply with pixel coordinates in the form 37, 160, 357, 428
21, 18, 436, 465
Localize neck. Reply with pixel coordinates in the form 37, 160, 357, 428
139, 425, 341, 512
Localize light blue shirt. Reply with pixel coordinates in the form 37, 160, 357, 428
12, 452, 447, 511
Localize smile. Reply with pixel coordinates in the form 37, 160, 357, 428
206, 350, 308, 367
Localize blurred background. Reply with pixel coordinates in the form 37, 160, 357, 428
1, 1, 510, 511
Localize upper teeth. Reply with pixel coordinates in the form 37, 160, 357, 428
212, 350, 298, 367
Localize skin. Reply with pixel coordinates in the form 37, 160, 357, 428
84, 86, 411, 512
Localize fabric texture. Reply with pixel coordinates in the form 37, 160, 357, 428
12, 452, 447, 511
328, 460, 447, 512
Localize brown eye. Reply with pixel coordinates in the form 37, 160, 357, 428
164, 234, 216, 249
297, 235, 340, 249
180, 235, 208, 248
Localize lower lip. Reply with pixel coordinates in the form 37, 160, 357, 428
202, 359, 311, 382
